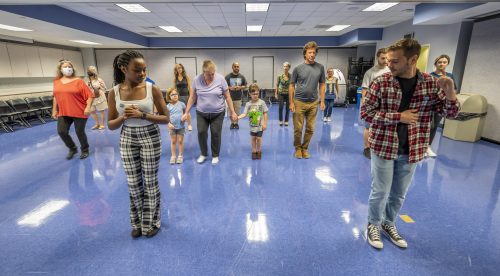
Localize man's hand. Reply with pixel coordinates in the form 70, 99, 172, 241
84, 107, 91, 116
320, 101, 325, 111
400, 109, 418, 124
289, 101, 295, 113
437, 76, 456, 99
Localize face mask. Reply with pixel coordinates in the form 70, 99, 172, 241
61, 67, 73, 76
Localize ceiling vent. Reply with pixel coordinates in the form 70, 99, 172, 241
282, 21, 302, 26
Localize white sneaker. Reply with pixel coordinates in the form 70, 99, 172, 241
196, 155, 207, 164
211, 157, 219, 165
170, 156, 176, 165
327, 117, 332, 122
323, 117, 328, 122
426, 147, 437, 158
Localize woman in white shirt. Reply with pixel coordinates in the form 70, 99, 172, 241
107, 50, 169, 239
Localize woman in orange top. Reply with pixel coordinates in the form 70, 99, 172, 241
52, 59, 94, 160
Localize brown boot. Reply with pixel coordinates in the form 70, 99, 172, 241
294, 148, 303, 159
252, 152, 257, 160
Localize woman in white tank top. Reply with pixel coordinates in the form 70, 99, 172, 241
107, 50, 169, 239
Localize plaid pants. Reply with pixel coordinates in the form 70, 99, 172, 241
120, 124, 162, 233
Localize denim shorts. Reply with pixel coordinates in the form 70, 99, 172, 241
250, 131, 263, 137
169, 128, 186, 136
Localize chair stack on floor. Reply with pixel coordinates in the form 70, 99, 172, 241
0, 96, 54, 132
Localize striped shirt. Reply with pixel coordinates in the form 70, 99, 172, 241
360, 71, 460, 163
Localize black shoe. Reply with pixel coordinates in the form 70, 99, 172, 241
80, 150, 89, 159
131, 229, 142, 239
66, 148, 77, 160
145, 227, 160, 238
230, 124, 235, 130
363, 148, 371, 159
235, 123, 239, 129
367, 223, 383, 249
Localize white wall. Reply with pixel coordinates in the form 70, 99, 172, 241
376, 19, 462, 73
461, 17, 500, 142
95, 48, 357, 92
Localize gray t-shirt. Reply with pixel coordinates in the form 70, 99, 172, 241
243, 99, 268, 133
291, 62, 326, 102
362, 65, 391, 89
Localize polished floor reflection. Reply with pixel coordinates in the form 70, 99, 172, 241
0, 106, 499, 275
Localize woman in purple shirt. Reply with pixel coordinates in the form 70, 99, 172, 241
182, 59, 238, 165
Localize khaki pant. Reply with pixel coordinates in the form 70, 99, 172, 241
293, 100, 318, 150
232, 100, 242, 123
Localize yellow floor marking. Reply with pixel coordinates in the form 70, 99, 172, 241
399, 214, 415, 223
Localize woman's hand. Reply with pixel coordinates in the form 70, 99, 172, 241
124, 105, 142, 118
168, 122, 175, 130
230, 112, 238, 122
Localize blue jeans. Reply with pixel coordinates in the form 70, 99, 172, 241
323, 98, 334, 117
368, 150, 417, 226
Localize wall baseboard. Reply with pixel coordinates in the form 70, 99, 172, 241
481, 137, 500, 145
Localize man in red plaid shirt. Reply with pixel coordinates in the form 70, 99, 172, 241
361, 38, 460, 250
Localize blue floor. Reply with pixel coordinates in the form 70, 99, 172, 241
0, 106, 499, 275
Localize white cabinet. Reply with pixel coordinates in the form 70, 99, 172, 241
7, 43, 30, 77
7, 44, 44, 77
63, 50, 85, 76
39, 47, 64, 77
0, 42, 12, 78
25, 47, 43, 77
1, 44, 84, 78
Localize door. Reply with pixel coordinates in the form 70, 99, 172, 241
417, 44, 430, 73
252, 56, 274, 89
175, 57, 198, 79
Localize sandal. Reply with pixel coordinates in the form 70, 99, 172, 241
170, 156, 176, 164
91, 125, 99, 130
176, 156, 183, 164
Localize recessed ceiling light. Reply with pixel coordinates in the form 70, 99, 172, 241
246, 3, 269, 12
247, 25, 263, 32
69, 40, 102, 45
159, 26, 183, 33
363, 3, 399, 12
326, 25, 350, 32
0, 24, 32, 32
116, 4, 151, 13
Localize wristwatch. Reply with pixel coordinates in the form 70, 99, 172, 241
141, 112, 147, 120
